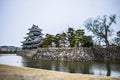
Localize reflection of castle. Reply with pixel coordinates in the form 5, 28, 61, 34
21, 24, 43, 49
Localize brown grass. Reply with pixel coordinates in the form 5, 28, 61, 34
0, 64, 120, 80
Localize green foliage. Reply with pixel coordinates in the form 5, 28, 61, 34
39, 27, 93, 47
74, 29, 85, 47
84, 14, 116, 47
82, 36, 93, 47
53, 34, 61, 47
60, 32, 67, 47
39, 34, 53, 47
67, 27, 75, 47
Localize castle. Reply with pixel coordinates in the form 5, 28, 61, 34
21, 24, 43, 49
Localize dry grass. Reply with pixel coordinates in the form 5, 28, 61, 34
0, 64, 120, 80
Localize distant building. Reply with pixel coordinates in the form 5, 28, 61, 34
0, 46, 21, 53
21, 24, 43, 49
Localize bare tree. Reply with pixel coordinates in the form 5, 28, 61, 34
84, 15, 116, 47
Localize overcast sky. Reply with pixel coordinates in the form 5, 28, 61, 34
0, 0, 120, 47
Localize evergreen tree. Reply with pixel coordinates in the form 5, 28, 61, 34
67, 27, 75, 47
60, 32, 67, 47
74, 29, 85, 47
39, 34, 53, 47
54, 34, 61, 47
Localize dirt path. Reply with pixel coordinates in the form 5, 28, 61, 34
0, 64, 120, 80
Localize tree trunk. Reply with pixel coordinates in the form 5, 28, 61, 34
105, 27, 110, 47
105, 37, 109, 47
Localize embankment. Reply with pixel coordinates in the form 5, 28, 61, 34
0, 64, 119, 80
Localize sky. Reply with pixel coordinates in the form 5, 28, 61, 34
0, 0, 120, 47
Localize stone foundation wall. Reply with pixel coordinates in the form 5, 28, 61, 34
32, 47, 94, 61
92, 47, 120, 61
19, 49, 37, 57
19, 47, 120, 61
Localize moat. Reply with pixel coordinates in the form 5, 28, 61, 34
0, 53, 120, 78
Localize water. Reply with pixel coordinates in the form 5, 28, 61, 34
0, 54, 120, 78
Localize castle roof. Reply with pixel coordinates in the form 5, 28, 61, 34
28, 24, 42, 32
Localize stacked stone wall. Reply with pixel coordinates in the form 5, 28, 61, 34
20, 47, 120, 61
32, 47, 94, 61
92, 47, 120, 61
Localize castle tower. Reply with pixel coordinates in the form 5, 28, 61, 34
21, 24, 43, 49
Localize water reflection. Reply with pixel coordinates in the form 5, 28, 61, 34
23, 58, 120, 78
0, 54, 120, 78
106, 60, 111, 76
24, 58, 93, 74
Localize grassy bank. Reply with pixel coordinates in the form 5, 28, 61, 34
0, 64, 120, 80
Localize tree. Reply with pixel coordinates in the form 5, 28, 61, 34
39, 34, 53, 47
113, 31, 120, 46
82, 36, 93, 47
54, 34, 61, 47
74, 29, 85, 47
117, 31, 120, 37
84, 14, 116, 47
67, 27, 75, 47
39, 27, 93, 48
60, 32, 67, 47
